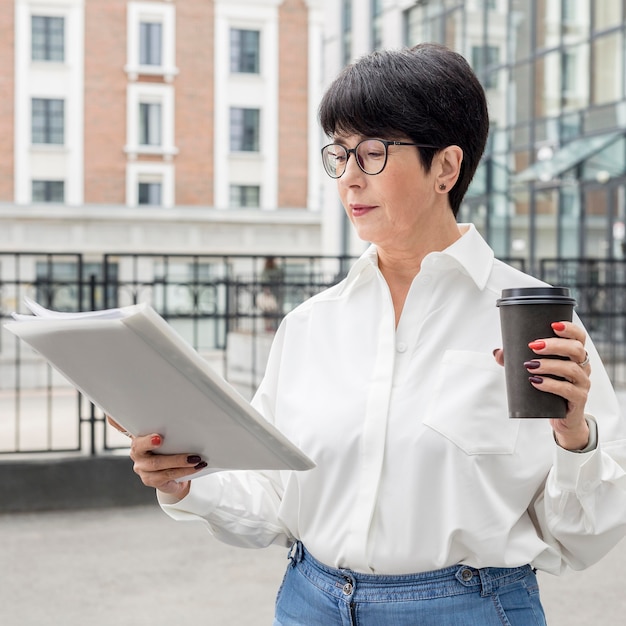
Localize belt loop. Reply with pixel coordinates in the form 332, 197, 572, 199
478, 568, 493, 597
288, 541, 304, 567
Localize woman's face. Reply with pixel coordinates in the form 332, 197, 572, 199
334, 133, 440, 252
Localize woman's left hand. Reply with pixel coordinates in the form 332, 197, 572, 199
494, 321, 591, 451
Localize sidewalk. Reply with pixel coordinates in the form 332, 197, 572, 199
1, 503, 625, 625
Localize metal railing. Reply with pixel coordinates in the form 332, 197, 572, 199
1, 252, 623, 457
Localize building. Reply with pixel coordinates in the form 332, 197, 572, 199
323, 0, 626, 270
0, 0, 324, 258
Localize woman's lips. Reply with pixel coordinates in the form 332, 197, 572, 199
350, 204, 376, 217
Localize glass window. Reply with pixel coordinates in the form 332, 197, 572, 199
32, 98, 64, 144
32, 180, 64, 203
230, 108, 260, 152
31, 15, 64, 62
562, 0, 590, 43
371, 0, 383, 50
509, 0, 532, 61
592, 33, 622, 106
534, 51, 561, 119
138, 182, 162, 205
559, 185, 581, 257
404, 5, 421, 46
560, 44, 590, 112
342, 0, 352, 65
512, 62, 531, 125
471, 45, 499, 89
230, 29, 260, 74
594, 0, 621, 32
139, 22, 162, 66
229, 185, 261, 208
139, 102, 162, 146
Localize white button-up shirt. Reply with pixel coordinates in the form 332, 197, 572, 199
161, 224, 626, 575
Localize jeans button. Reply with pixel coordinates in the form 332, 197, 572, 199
342, 582, 353, 595
461, 568, 473, 582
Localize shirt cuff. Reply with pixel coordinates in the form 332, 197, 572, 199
554, 415, 598, 453
157, 475, 224, 521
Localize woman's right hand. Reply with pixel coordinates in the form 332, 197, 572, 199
108, 417, 207, 500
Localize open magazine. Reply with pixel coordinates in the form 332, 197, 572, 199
5, 298, 315, 479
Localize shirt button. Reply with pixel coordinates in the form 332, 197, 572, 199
396, 342, 407, 353
342, 582, 353, 595
460, 568, 473, 582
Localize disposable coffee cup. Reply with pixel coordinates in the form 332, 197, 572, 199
496, 287, 576, 419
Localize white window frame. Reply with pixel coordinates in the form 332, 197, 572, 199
126, 162, 174, 208
126, 1, 178, 82
125, 82, 177, 158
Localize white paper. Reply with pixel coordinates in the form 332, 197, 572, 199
5, 300, 315, 479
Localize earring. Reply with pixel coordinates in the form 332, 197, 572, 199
438, 183, 447, 190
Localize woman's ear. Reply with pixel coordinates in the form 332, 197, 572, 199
435, 145, 463, 193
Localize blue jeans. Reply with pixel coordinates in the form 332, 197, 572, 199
274, 543, 547, 626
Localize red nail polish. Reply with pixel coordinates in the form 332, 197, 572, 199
529, 375, 543, 384
151, 435, 162, 446
551, 322, 566, 331
528, 340, 545, 350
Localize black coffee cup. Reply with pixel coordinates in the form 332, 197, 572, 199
496, 287, 576, 419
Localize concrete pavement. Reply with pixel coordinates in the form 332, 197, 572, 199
1, 503, 626, 625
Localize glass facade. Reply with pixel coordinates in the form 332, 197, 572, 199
404, 0, 626, 267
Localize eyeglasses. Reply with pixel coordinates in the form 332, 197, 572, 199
320, 138, 440, 179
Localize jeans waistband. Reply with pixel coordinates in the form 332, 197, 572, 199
287, 542, 534, 602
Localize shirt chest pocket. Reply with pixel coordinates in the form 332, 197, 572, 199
422, 350, 520, 455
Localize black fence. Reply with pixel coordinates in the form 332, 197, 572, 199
0, 252, 624, 457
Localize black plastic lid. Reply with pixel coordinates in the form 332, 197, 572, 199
496, 286, 576, 307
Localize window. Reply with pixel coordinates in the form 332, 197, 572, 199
127, 162, 174, 207
230, 29, 260, 73
138, 182, 162, 205
139, 102, 162, 146
31, 15, 64, 62
126, 2, 177, 80
342, 0, 352, 65
230, 108, 260, 152
32, 98, 64, 144
140, 21, 162, 66
32, 180, 64, 203
371, 0, 383, 50
472, 45, 499, 89
229, 185, 260, 208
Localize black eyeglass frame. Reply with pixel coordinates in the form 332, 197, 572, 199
320, 139, 441, 179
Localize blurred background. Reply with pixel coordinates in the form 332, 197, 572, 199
1, 1, 626, 624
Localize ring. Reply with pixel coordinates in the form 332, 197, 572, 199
578, 352, 590, 368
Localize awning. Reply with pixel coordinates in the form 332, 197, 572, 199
512, 130, 624, 183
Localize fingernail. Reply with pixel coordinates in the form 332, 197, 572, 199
528, 340, 546, 350
194, 461, 208, 470
529, 375, 543, 384
187, 455, 202, 464
524, 360, 541, 370
551, 322, 566, 331
151, 435, 162, 446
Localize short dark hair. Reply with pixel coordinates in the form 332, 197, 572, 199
318, 43, 489, 217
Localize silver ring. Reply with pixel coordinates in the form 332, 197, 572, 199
578, 352, 590, 368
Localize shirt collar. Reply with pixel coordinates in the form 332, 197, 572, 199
343, 223, 494, 292
435, 223, 494, 290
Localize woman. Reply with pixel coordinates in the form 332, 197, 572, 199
115, 44, 626, 624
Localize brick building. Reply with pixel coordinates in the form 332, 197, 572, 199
0, 0, 323, 256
